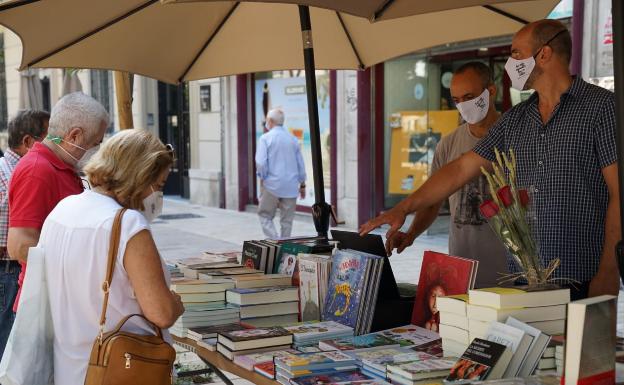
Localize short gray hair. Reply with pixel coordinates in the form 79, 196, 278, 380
48, 92, 110, 139
8, 109, 50, 149
267, 109, 285, 126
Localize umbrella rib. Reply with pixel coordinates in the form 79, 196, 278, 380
373, 0, 396, 21
335, 12, 364, 70
482, 5, 529, 25
0, 0, 41, 13
178, 2, 240, 83
26, 0, 159, 68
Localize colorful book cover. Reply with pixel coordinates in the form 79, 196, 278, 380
242, 241, 265, 270
411, 251, 475, 330
320, 334, 398, 351
355, 348, 433, 370
322, 250, 368, 328
381, 351, 436, 367
299, 258, 321, 322
276, 351, 355, 369
220, 326, 290, 342
187, 323, 246, 338
445, 339, 508, 382
254, 360, 276, 378
289, 370, 373, 385
285, 321, 353, 341
274, 243, 312, 276
410, 339, 444, 358
377, 325, 441, 348
389, 358, 457, 378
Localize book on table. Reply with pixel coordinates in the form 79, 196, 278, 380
439, 324, 469, 346
275, 350, 358, 373
233, 348, 300, 371
411, 251, 477, 330
485, 321, 534, 378
241, 313, 299, 328
217, 326, 293, 351
170, 278, 235, 293
319, 333, 400, 352
437, 294, 469, 317
217, 343, 294, 361
226, 286, 299, 305
284, 321, 354, 345
229, 273, 292, 289
196, 337, 218, 351
468, 287, 570, 310
282, 370, 373, 385
445, 338, 512, 383
350, 348, 434, 373
198, 268, 264, 280
241, 240, 268, 271
238, 301, 299, 319
466, 303, 567, 323
180, 262, 242, 279
177, 291, 225, 303
186, 323, 248, 340
440, 312, 469, 330
505, 317, 552, 378
564, 295, 617, 385
322, 249, 384, 334
375, 325, 441, 348
387, 357, 457, 382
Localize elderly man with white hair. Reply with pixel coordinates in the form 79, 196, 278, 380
255, 108, 307, 239
7, 92, 108, 313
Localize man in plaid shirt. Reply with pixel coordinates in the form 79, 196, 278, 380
0, 110, 49, 359
361, 19, 619, 300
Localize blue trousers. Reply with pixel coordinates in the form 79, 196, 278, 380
0, 261, 20, 359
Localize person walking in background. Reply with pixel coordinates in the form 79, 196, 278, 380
0, 109, 49, 359
255, 109, 306, 239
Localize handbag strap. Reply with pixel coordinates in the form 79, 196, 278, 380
98, 208, 127, 343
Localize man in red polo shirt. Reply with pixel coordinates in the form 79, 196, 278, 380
7, 92, 109, 311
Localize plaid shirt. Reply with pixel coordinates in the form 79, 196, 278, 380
474, 77, 617, 282
0, 149, 20, 254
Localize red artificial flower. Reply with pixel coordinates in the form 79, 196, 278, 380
518, 189, 530, 207
497, 186, 514, 207
479, 200, 500, 219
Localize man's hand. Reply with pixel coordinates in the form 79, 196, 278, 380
588, 266, 620, 297
299, 186, 306, 200
359, 205, 408, 240
385, 231, 417, 256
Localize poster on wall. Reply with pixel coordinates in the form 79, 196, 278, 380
254, 75, 331, 207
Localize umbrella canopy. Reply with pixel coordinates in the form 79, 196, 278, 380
0, 0, 559, 84
18, 68, 43, 110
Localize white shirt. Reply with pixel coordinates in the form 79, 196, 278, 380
39, 190, 171, 385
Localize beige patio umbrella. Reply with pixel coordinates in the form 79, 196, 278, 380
0, 0, 558, 84
0, 0, 558, 236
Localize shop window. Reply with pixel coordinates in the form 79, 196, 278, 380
253, 70, 332, 208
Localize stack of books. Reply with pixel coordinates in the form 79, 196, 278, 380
242, 240, 281, 273
322, 249, 385, 335
226, 286, 299, 327
284, 321, 354, 351
467, 287, 570, 339
197, 267, 264, 280
216, 326, 294, 360
445, 338, 513, 383
298, 253, 332, 322
387, 357, 457, 385
228, 273, 292, 289
286, 370, 376, 385
320, 325, 441, 356
437, 294, 469, 357
274, 351, 359, 385
347, 348, 433, 380
189, 323, 249, 351
169, 278, 239, 338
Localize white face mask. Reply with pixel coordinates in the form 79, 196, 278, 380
77, 144, 99, 170
141, 187, 163, 223
456, 88, 490, 125
504, 56, 536, 91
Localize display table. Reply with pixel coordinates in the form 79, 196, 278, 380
173, 335, 280, 385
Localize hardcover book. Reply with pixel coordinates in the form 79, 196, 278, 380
411, 251, 476, 331
322, 250, 368, 328
226, 286, 299, 305
218, 326, 293, 351
284, 321, 354, 342
242, 241, 267, 271
445, 338, 512, 382
376, 325, 441, 348
319, 333, 398, 352
299, 257, 321, 321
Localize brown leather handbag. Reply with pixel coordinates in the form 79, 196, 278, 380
84, 208, 176, 385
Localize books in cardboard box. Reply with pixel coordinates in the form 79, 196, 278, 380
445, 338, 512, 382
217, 326, 293, 351
412, 251, 477, 330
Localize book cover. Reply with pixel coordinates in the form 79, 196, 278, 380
285, 321, 353, 341
276, 350, 355, 369
187, 323, 246, 338
319, 333, 398, 351
387, 358, 457, 380
242, 241, 266, 270
372, 351, 435, 368
445, 338, 511, 382
355, 348, 433, 371
322, 250, 368, 328
288, 370, 372, 385
411, 251, 475, 331
410, 338, 444, 358
274, 243, 312, 276
299, 258, 321, 322
376, 325, 441, 348
254, 360, 276, 378
220, 326, 291, 342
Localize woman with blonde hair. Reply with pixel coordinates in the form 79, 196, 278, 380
38, 129, 184, 384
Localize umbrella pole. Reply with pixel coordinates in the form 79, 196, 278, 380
299, 5, 331, 238
612, 0, 624, 280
